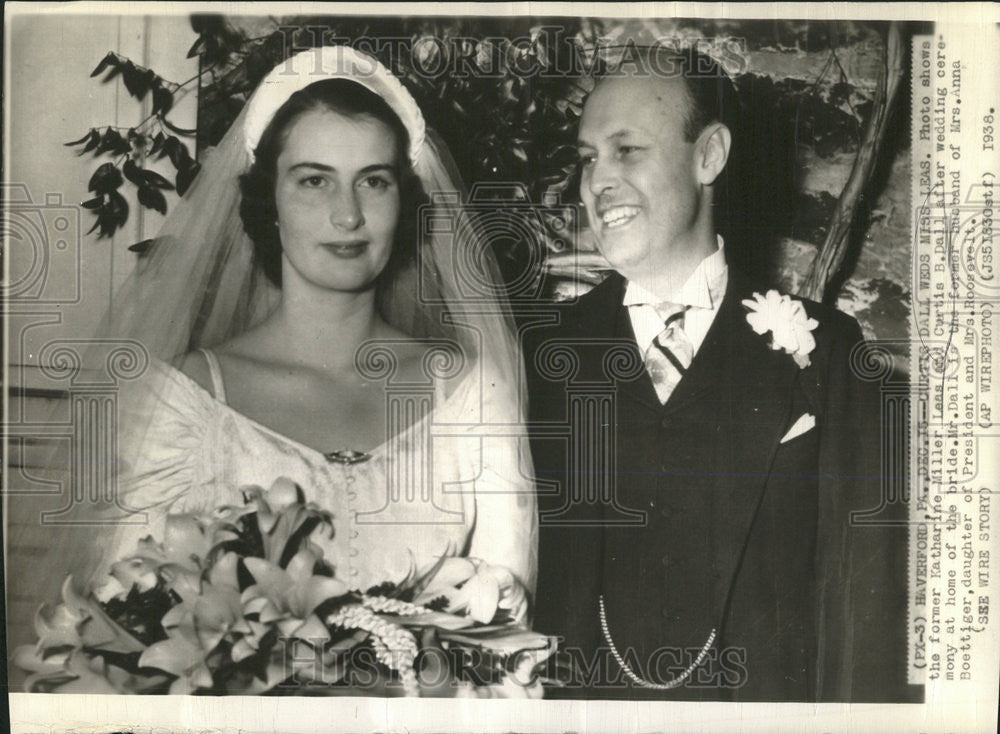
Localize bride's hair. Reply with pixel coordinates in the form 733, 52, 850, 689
238, 78, 427, 291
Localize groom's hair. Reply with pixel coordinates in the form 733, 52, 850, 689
594, 45, 741, 143
593, 45, 748, 262
239, 78, 427, 290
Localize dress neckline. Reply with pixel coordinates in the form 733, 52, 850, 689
158, 358, 466, 464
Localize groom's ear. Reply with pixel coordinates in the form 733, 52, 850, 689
694, 122, 731, 187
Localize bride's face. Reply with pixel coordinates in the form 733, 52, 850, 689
274, 108, 401, 293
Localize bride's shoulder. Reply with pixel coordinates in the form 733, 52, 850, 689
172, 351, 216, 397
116, 354, 220, 453
125, 353, 218, 408
170, 330, 260, 400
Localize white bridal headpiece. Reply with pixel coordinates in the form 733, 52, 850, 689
243, 46, 426, 164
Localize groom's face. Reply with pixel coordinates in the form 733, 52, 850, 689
577, 75, 702, 279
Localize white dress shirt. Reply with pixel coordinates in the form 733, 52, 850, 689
624, 237, 729, 362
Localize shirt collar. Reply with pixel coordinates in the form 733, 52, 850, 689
623, 235, 728, 311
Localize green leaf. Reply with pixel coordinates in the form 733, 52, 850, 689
80, 130, 102, 155
122, 159, 144, 187
149, 132, 167, 157
137, 185, 167, 215
65, 129, 95, 147
390, 611, 474, 631
437, 627, 553, 654
107, 190, 129, 225
186, 35, 206, 59
152, 85, 173, 116
128, 238, 155, 254
111, 135, 132, 157
94, 128, 121, 155
162, 136, 193, 169
119, 61, 142, 97
175, 162, 200, 196
90, 51, 118, 77
141, 168, 175, 190
87, 163, 122, 194
189, 13, 224, 35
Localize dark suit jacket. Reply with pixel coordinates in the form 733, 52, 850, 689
525, 270, 917, 702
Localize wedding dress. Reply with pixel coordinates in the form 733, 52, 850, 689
109, 351, 536, 597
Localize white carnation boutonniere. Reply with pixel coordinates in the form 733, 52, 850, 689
742, 290, 819, 368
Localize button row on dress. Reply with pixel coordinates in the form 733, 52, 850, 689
341, 471, 359, 581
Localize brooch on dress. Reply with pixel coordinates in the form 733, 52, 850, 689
323, 448, 373, 465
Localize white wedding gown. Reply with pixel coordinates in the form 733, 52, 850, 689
103, 351, 537, 600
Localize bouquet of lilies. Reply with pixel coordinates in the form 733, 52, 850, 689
15, 478, 554, 697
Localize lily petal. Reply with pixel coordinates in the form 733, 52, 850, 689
288, 613, 331, 644
14, 645, 70, 674
243, 558, 293, 598
231, 638, 258, 663
162, 514, 211, 569
109, 557, 159, 592
465, 572, 501, 624
208, 551, 240, 590
413, 557, 477, 602
285, 548, 321, 585
161, 564, 203, 603
139, 635, 204, 677
303, 577, 350, 616
93, 575, 127, 603
34, 603, 84, 649
267, 476, 301, 511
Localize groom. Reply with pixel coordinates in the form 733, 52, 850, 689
525, 48, 913, 702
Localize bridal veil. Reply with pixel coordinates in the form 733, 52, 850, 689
9, 47, 537, 638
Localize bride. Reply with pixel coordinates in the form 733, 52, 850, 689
24, 47, 536, 623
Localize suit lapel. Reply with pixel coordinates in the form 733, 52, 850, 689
688, 273, 805, 635
598, 275, 670, 413
612, 306, 664, 413
660, 271, 758, 416
567, 274, 663, 412
707, 271, 802, 441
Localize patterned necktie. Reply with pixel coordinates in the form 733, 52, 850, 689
645, 305, 693, 404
